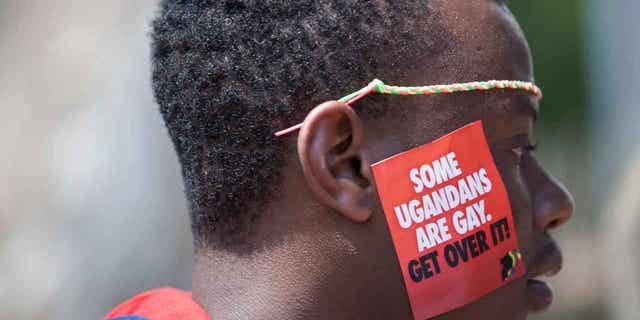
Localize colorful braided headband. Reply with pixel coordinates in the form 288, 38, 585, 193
275, 79, 542, 137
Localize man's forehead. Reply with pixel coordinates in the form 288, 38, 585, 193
374, 0, 539, 143
434, 0, 534, 83
445, 0, 539, 121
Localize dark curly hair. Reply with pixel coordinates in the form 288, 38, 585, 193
151, 0, 451, 248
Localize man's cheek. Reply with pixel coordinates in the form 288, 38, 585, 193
372, 121, 527, 320
497, 166, 535, 254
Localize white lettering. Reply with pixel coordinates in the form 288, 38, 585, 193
394, 204, 412, 229
408, 152, 463, 193
409, 200, 424, 224
479, 168, 492, 193
410, 168, 424, 193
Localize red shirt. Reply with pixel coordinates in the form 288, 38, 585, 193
104, 287, 211, 320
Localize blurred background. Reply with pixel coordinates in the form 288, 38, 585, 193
0, 1, 636, 319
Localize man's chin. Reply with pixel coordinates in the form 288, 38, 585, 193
526, 278, 554, 312
441, 278, 532, 320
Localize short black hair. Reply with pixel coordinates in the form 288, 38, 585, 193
151, 0, 450, 248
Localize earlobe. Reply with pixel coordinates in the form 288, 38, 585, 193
297, 101, 374, 222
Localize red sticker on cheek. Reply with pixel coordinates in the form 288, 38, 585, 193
371, 120, 525, 320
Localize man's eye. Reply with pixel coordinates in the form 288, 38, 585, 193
510, 144, 537, 161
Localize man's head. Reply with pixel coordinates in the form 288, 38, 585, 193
151, 0, 574, 319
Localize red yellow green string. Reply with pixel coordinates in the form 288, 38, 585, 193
275, 78, 542, 137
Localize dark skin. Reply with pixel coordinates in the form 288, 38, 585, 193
193, 1, 574, 319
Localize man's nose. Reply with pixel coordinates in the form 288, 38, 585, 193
526, 157, 575, 230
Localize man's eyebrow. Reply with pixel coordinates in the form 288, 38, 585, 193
527, 98, 539, 122
514, 94, 539, 122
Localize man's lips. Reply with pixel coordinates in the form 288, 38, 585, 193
525, 239, 563, 312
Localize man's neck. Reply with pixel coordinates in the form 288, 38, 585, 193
192, 243, 342, 320
191, 235, 404, 320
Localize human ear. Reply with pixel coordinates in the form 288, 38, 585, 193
297, 101, 375, 222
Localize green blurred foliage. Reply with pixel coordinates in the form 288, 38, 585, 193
509, 0, 586, 122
